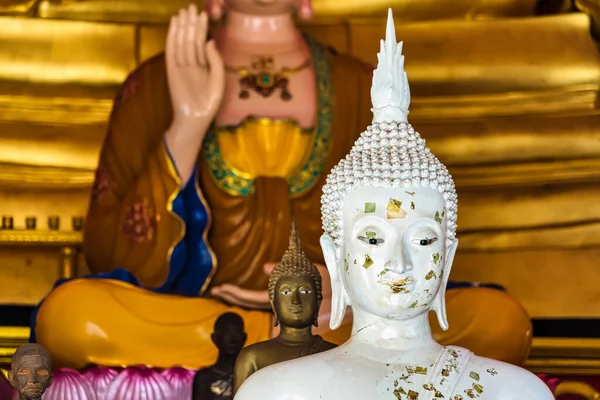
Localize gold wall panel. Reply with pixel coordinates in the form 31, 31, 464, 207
34, 0, 538, 23
452, 248, 600, 318
0, 0, 37, 15
348, 13, 600, 96
0, 248, 88, 305
458, 182, 600, 231
0, 17, 135, 86
423, 112, 600, 167
0, 122, 104, 185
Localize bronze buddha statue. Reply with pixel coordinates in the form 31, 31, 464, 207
234, 223, 336, 393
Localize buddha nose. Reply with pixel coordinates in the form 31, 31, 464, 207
390, 240, 412, 273
292, 290, 300, 305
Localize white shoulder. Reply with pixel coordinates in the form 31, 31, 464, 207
458, 355, 554, 400
234, 356, 328, 400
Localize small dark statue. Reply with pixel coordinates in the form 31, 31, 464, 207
233, 223, 336, 393
192, 312, 247, 400
8, 343, 53, 400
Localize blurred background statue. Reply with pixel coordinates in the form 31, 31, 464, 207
192, 312, 247, 400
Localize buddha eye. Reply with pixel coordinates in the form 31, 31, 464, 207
414, 237, 438, 246
18, 369, 31, 375
358, 231, 384, 246
37, 369, 49, 376
280, 290, 291, 295
299, 289, 312, 295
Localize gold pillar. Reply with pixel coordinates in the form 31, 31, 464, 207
59, 246, 79, 279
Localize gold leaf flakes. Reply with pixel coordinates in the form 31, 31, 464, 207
408, 390, 419, 399
407, 366, 428, 375
409, 300, 419, 308
411, 201, 415, 210
378, 268, 390, 277
406, 191, 415, 196
366, 230, 377, 239
363, 254, 374, 269
472, 383, 483, 394
365, 203, 376, 213
469, 371, 480, 381
425, 270, 437, 280
434, 211, 442, 224
486, 368, 498, 376
344, 258, 349, 271
441, 369, 449, 377
432, 252, 441, 265
393, 387, 407, 399
387, 198, 407, 219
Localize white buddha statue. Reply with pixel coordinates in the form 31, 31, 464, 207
234, 9, 554, 400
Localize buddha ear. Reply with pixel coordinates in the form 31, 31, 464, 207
320, 234, 348, 330
432, 238, 458, 331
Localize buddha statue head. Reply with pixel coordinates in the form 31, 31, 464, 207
8, 343, 53, 400
268, 222, 322, 329
207, 0, 313, 21
320, 10, 458, 332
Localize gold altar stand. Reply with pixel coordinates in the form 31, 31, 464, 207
1, 0, 600, 378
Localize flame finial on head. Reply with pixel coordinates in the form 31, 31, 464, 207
370, 8, 411, 123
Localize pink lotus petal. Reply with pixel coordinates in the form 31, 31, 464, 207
83, 366, 119, 399
161, 366, 195, 399
44, 368, 97, 400
106, 366, 173, 400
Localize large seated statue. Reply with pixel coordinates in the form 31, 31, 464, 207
234, 11, 554, 399
32, 0, 531, 369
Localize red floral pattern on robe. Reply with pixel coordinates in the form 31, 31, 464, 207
122, 199, 160, 243
114, 71, 141, 106
90, 164, 114, 206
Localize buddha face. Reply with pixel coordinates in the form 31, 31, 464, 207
273, 275, 318, 328
224, 0, 302, 16
9, 355, 52, 400
336, 186, 457, 320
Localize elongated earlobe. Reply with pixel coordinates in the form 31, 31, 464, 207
432, 239, 458, 331
320, 234, 347, 330
298, 0, 314, 20
205, 0, 224, 21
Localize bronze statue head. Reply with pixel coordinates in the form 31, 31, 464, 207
211, 312, 247, 357
268, 222, 322, 328
8, 344, 52, 400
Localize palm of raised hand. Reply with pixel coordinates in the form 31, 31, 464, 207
166, 4, 224, 125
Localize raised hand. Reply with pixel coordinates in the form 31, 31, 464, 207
166, 4, 224, 133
